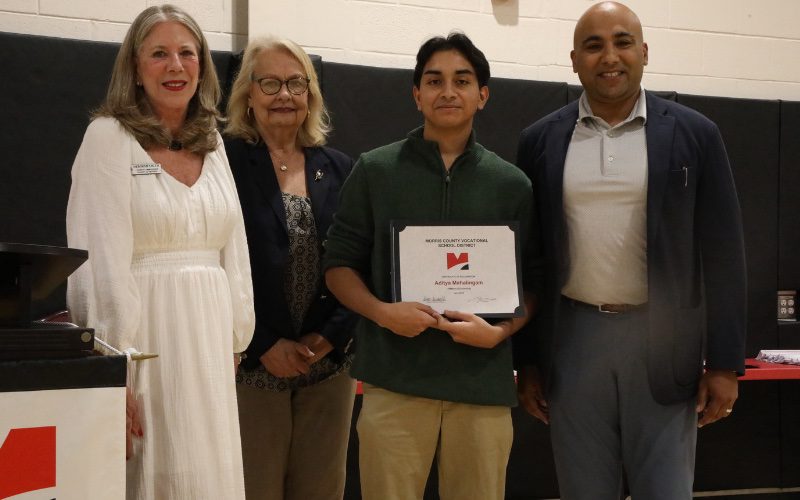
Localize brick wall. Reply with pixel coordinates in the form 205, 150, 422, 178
0, 0, 247, 50
2, 0, 799, 100
251, 0, 800, 100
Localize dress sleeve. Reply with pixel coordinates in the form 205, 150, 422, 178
217, 137, 256, 353
66, 118, 141, 351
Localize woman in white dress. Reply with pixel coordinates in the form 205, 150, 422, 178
66, 5, 254, 499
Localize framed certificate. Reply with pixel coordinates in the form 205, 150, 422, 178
390, 221, 523, 317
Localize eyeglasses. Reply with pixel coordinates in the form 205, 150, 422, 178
253, 76, 310, 96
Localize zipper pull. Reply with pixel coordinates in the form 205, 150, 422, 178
682, 166, 688, 187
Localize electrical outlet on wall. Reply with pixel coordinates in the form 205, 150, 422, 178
778, 290, 797, 321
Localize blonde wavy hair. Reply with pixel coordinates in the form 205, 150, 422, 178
95, 4, 221, 154
224, 36, 330, 147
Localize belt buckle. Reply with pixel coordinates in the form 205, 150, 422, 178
597, 304, 620, 314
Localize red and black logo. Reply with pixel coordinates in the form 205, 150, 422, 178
446, 252, 469, 270
0, 426, 56, 498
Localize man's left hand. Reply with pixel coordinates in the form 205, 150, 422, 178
435, 310, 508, 349
696, 369, 739, 428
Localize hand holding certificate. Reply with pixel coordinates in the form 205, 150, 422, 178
378, 301, 439, 337
390, 222, 524, 317
434, 309, 513, 348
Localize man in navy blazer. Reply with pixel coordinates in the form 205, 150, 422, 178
514, 2, 746, 498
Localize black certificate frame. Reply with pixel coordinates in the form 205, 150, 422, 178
389, 220, 524, 318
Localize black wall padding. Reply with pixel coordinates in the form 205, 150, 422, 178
473, 78, 566, 163
695, 381, 783, 491
322, 62, 421, 159
781, 383, 800, 488
215, 49, 239, 113
677, 94, 780, 356
778, 102, 800, 349
507, 409, 559, 499
0, 33, 118, 247
779, 103, 800, 291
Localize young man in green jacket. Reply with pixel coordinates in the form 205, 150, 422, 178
324, 32, 540, 500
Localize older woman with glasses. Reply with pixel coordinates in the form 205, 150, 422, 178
66, 4, 254, 499
223, 36, 356, 500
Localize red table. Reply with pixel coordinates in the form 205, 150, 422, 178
739, 358, 800, 380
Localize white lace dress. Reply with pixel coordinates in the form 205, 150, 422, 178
67, 117, 254, 499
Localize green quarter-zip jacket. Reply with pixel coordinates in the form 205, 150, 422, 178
323, 126, 539, 406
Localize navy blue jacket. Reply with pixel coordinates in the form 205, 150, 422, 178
515, 92, 747, 404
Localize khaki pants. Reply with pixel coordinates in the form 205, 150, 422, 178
236, 372, 357, 500
357, 383, 513, 500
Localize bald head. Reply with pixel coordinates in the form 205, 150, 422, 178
574, 2, 643, 49
570, 1, 648, 123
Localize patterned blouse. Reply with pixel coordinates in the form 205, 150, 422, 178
236, 193, 350, 392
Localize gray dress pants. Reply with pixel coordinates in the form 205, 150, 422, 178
548, 299, 697, 500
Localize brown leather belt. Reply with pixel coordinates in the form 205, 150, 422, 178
562, 296, 647, 314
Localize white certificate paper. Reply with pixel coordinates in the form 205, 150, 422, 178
390, 222, 523, 317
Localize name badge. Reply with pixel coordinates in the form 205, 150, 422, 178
131, 163, 162, 175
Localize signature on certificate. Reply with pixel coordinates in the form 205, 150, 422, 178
423, 296, 446, 303
468, 296, 497, 303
